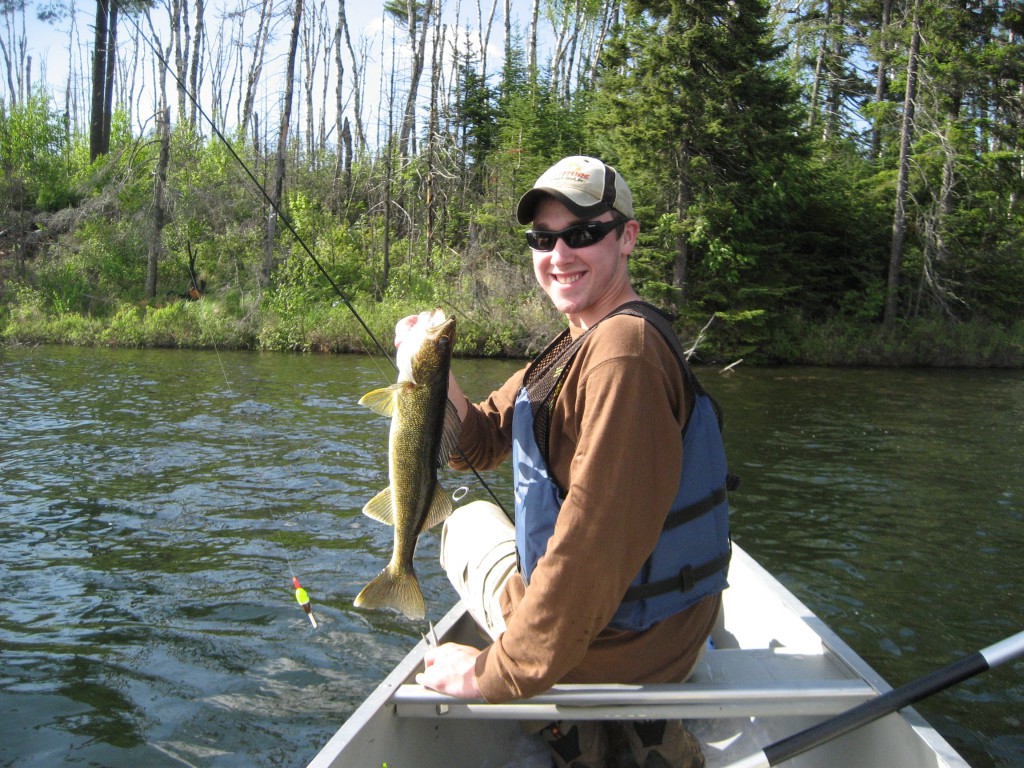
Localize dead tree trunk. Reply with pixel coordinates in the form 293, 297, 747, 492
239, 0, 274, 141
807, 0, 832, 132
338, 0, 366, 150
102, 2, 117, 149
398, 0, 433, 158
426, 6, 445, 265
262, 0, 305, 285
189, 0, 205, 125
333, 0, 347, 184
884, 0, 922, 329
147, 15, 173, 300
870, 0, 892, 160
528, 0, 540, 80
148, 105, 171, 298
0, 3, 29, 104
673, 140, 693, 308
90, 0, 110, 160
172, 0, 187, 122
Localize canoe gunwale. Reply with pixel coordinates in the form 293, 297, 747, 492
304, 601, 468, 768
391, 680, 876, 720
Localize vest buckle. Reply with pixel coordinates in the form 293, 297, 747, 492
678, 565, 695, 592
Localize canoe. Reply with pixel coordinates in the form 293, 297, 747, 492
307, 543, 971, 768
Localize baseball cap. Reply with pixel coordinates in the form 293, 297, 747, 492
516, 156, 635, 224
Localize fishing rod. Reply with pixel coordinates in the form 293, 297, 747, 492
724, 628, 1024, 767
120, 10, 511, 613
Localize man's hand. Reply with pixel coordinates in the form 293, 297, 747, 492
393, 314, 419, 348
415, 642, 483, 698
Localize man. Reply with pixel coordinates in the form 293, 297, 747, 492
406, 156, 732, 768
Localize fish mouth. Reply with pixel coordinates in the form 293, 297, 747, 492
424, 308, 446, 324
424, 309, 456, 339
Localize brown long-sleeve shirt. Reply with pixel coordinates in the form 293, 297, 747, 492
451, 311, 721, 704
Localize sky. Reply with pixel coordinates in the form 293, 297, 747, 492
6, 0, 531, 146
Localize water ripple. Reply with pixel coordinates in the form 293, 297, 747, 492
1, 350, 1020, 768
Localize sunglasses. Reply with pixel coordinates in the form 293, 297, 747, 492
525, 217, 626, 252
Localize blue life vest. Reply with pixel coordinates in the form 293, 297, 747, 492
512, 303, 732, 632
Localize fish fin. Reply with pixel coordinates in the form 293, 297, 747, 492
362, 487, 395, 525
436, 399, 463, 467
358, 384, 405, 417
354, 566, 426, 620
422, 484, 454, 531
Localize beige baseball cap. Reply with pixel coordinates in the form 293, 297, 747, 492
516, 156, 635, 224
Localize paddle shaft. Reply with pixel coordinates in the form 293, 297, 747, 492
726, 629, 1024, 768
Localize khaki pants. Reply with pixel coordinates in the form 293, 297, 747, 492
439, 500, 715, 682
439, 500, 518, 641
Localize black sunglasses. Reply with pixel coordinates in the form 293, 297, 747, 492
525, 217, 626, 252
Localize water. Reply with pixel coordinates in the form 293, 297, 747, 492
1, 346, 1021, 767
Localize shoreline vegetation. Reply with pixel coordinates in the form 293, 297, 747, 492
3, 2, 1022, 369
3, 293, 1022, 368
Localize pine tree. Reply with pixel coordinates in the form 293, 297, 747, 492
594, 0, 804, 315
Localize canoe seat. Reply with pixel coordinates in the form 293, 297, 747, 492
392, 648, 877, 720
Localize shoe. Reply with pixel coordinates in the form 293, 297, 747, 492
540, 720, 611, 768
620, 720, 704, 768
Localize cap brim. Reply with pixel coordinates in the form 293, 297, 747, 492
516, 188, 607, 225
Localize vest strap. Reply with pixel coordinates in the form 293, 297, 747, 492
664, 485, 727, 531
621, 546, 732, 602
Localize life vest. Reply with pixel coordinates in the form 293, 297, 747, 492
512, 302, 733, 632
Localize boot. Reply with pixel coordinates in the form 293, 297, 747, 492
620, 720, 704, 768
540, 720, 611, 768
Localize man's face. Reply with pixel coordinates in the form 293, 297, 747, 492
529, 197, 639, 330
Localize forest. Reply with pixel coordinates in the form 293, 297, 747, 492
1, 0, 1022, 365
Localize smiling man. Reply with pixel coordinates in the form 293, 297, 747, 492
518, 157, 641, 329
405, 156, 733, 768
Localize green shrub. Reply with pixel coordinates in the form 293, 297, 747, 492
49, 311, 103, 345
102, 303, 146, 347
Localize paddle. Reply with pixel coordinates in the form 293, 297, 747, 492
724, 629, 1024, 768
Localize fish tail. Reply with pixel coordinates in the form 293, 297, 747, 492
354, 565, 426, 620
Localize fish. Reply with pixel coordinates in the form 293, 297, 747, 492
354, 309, 460, 620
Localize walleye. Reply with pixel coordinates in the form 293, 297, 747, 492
354, 309, 460, 620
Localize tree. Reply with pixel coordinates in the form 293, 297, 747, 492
147, 105, 170, 298
89, 0, 113, 160
0, 89, 78, 280
1, 0, 30, 105
88, 0, 155, 161
453, 37, 497, 179
335, 0, 366, 151
547, 0, 614, 103
384, 0, 434, 157
262, 0, 304, 283
804, 0, 866, 141
167, 0, 206, 126
865, 0, 894, 160
144, 5, 173, 298
596, 0, 804, 314
884, 0, 920, 329
238, 0, 276, 142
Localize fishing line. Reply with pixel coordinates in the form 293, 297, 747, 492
123, 14, 510, 521
204, 330, 319, 628
125, 11, 394, 362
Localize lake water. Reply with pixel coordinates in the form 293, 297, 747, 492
1, 345, 1021, 767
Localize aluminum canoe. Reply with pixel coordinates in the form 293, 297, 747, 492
307, 543, 970, 768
